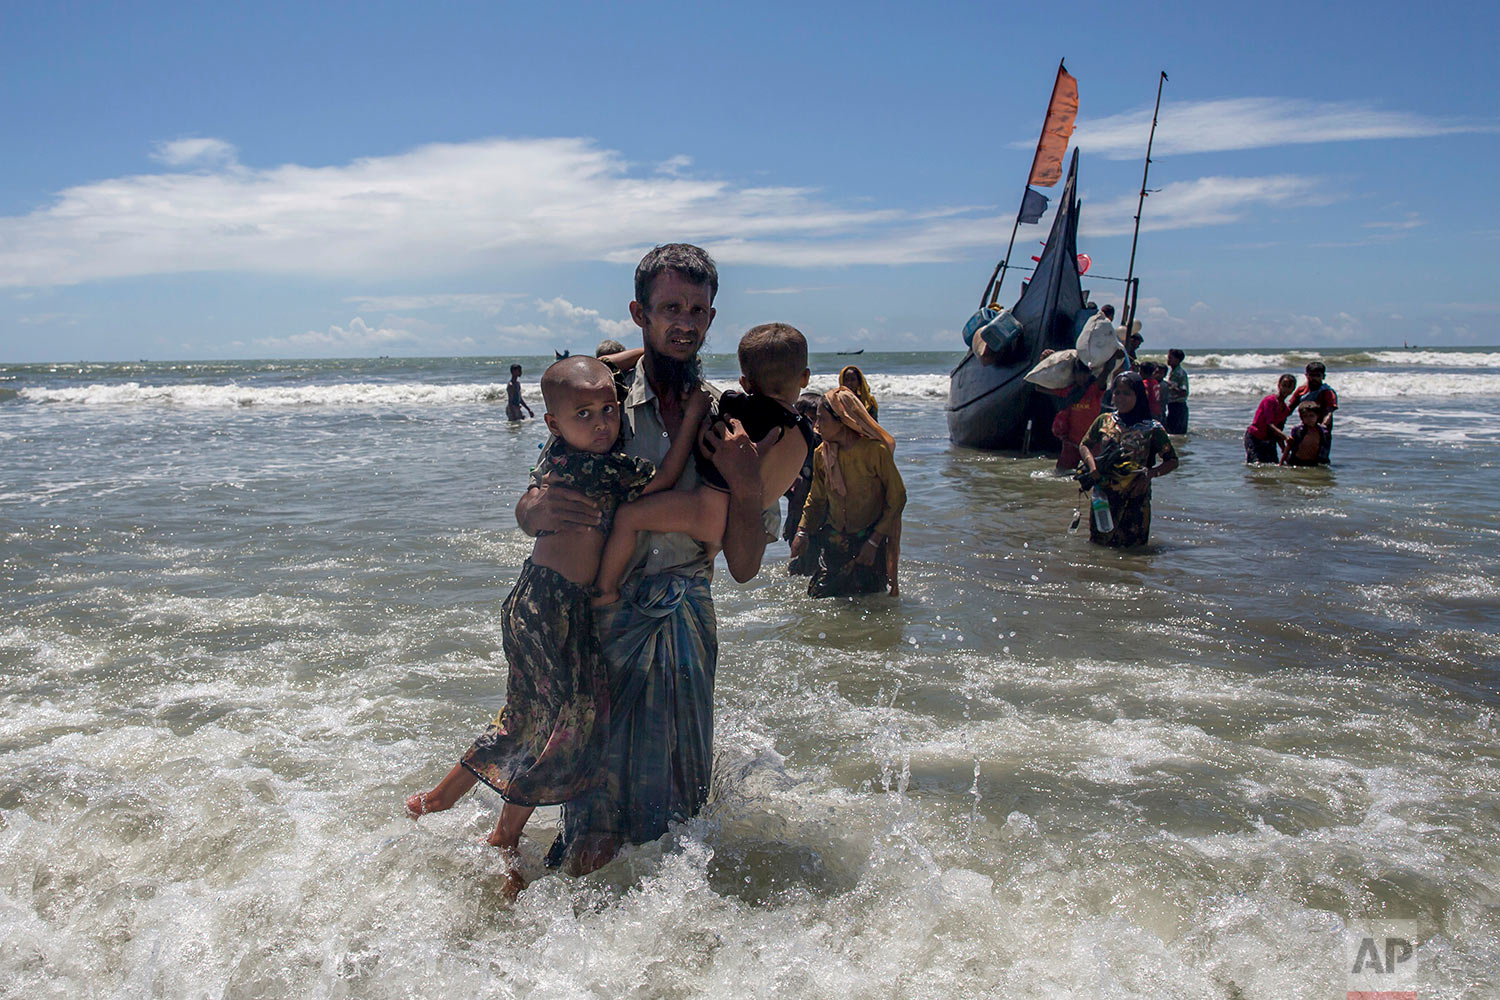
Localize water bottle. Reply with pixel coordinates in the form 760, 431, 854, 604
1090, 488, 1113, 533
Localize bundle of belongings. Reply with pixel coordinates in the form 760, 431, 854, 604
1023, 306, 1124, 389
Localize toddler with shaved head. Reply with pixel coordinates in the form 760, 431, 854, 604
405, 354, 706, 898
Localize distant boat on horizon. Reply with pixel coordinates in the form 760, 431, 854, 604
836, 349, 864, 355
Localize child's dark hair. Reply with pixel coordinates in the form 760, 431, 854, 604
1167, 348, 1185, 364
738, 323, 808, 397
539, 356, 612, 414
510, 363, 523, 374
1306, 361, 1326, 376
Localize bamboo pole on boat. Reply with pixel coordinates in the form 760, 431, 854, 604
1123, 71, 1167, 333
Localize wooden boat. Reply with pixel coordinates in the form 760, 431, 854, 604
947, 150, 1086, 451
836, 349, 864, 355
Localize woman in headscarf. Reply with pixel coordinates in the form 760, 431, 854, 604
1078, 371, 1179, 547
790, 387, 905, 597
839, 365, 880, 420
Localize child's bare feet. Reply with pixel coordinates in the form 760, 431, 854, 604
405, 763, 477, 817
498, 850, 527, 901
485, 801, 534, 901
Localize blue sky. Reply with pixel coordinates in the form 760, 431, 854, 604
2, 0, 1497, 361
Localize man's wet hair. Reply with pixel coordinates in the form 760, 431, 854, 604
540, 356, 614, 413
1306, 361, 1326, 376
634, 243, 718, 309
595, 339, 626, 357
738, 323, 809, 397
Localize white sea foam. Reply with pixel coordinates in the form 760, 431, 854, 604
1153, 350, 1500, 370
18, 380, 516, 409
1188, 370, 1500, 398
22, 369, 1500, 411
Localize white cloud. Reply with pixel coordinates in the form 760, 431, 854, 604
1364, 213, 1424, 230
0, 133, 1357, 289
254, 316, 418, 354
536, 296, 635, 339
151, 138, 240, 168
1080, 175, 1323, 238
16, 312, 81, 326
1066, 98, 1492, 159
744, 286, 839, 295
1279, 311, 1364, 344
343, 292, 520, 314
0, 136, 920, 287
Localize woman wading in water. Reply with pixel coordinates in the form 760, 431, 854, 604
1078, 371, 1179, 548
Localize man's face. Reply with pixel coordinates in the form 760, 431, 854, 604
1306, 367, 1324, 388
631, 270, 715, 364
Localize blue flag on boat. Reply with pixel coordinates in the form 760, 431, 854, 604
1018, 187, 1049, 225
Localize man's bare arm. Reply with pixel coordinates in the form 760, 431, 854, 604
701, 417, 768, 583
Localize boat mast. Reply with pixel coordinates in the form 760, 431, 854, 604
1122, 71, 1167, 333
985, 58, 1069, 309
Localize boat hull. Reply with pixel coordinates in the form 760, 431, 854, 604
947, 350, 1063, 452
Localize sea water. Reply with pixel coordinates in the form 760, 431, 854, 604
2, 349, 1498, 998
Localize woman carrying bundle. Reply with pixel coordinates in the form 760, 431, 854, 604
1078, 371, 1179, 548
790, 387, 905, 597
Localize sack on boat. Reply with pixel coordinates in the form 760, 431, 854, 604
962, 307, 997, 347
972, 308, 1024, 359
1071, 305, 1098, 340
1076, 311, 1120, 372
1025, 348, 1082, 389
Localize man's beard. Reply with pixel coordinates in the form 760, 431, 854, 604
646, 348, 703, 400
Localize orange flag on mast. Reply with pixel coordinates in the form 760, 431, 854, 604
1027, 62, 1079, 188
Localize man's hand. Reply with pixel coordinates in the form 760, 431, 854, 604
855, 536, 880, 567
516, 478, 601, 536
700, 417, 762, 501
789, 531, 807, 559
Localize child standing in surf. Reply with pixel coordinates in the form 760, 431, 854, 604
405, 355, 705, 897
505, 363, 534, 421
1281, 401, 1330, 467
